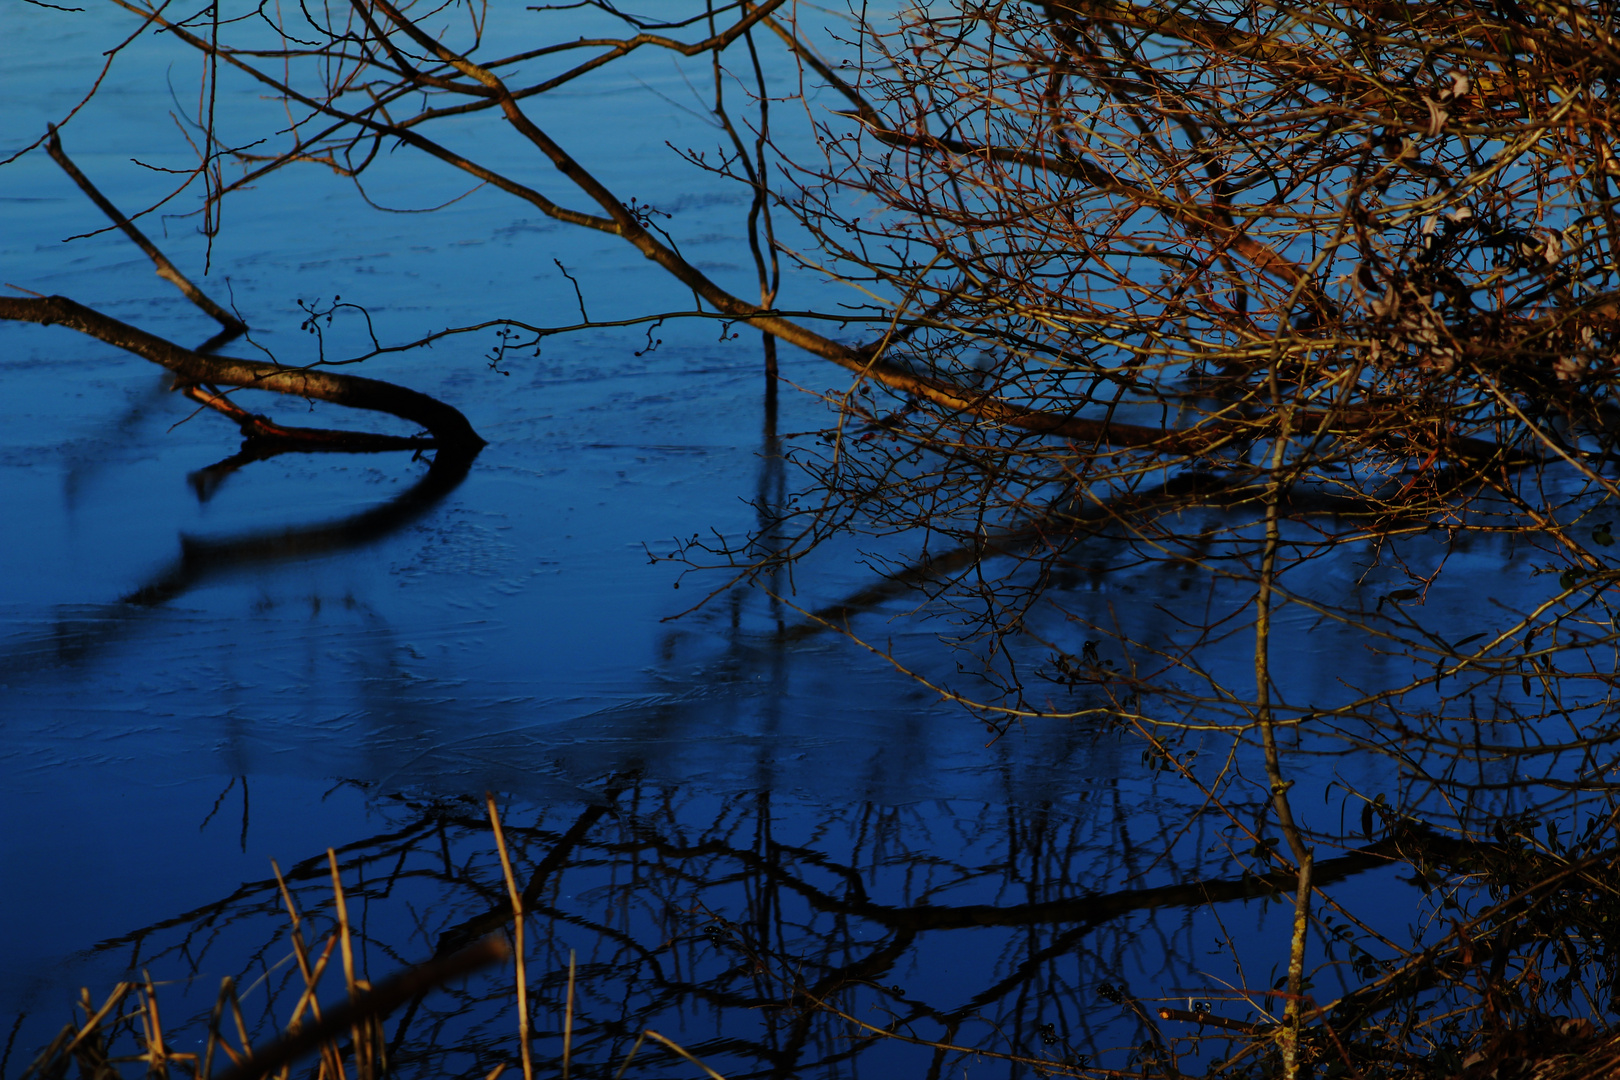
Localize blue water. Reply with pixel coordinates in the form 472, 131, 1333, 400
0, 4, 1527, 1077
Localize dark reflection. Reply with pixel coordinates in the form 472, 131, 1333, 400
24, 778, 1279, 1079
59, 328, 243, 512
58, 374, 173, 513
11, 376, 1620, 1078
125, 447, 478, 607
774, 466, 1463, 648
0, 445, 478, 678
26, 773, 1617, 1080
186, 437, 439, 505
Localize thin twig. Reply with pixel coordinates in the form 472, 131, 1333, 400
45, 126, 244, 334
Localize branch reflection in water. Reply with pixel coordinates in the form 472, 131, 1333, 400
0, 445, 477, 679
27, 776, 1350, 1080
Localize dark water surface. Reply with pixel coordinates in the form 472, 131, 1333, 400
0, 5, 1493, 1077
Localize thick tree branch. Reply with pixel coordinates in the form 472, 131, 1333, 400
0, 295, 485, 451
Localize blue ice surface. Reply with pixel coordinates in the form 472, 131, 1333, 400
0, 4, 1473, 1074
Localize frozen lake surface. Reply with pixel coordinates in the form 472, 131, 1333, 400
0, 4, 1499, 1076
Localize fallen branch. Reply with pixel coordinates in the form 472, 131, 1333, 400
19, 132, 484, 453
181, 383, 437, 453
0, 295, 485, 451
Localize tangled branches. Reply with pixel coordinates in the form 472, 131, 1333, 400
13, 0, 1620, 1074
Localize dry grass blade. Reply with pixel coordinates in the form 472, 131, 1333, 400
326, 849, 366, 1080
639, 1031, 728, 1080
20, 984, 134, 1080
562, 950, 575, 1080
139, 972, 169, 1079
210, 937, 509, 1080
62, 983, 135, 1060
484, 794, 533, 1080
610, 1032, 649, 1080
274, 854, 342, 1080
